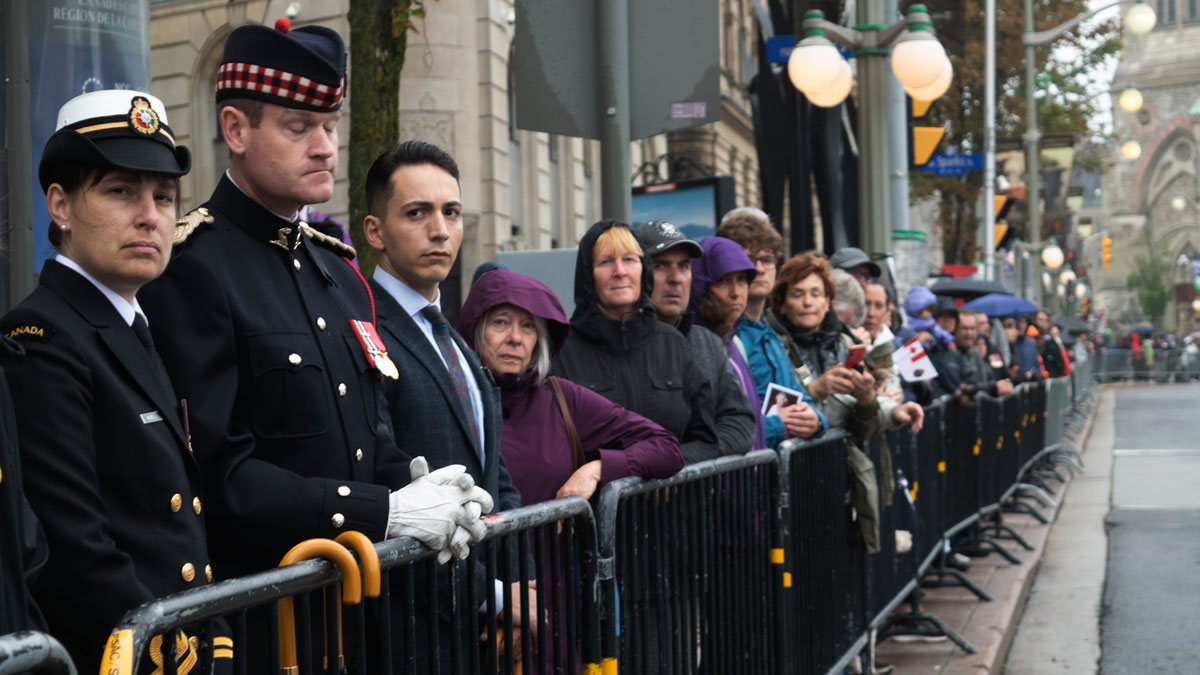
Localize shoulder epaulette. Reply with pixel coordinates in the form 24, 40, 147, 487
174, 207, 215, 246
298, 222, 357, 259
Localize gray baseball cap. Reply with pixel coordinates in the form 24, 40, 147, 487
829, 247, 882, 277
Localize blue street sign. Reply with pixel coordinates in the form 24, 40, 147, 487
766, 36, 795, 64
918, 151, 985, 177
766, 36, 853, 64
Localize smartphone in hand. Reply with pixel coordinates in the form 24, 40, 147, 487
845, 344, 867, 370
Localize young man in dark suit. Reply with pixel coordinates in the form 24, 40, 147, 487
362, 141, 532, 665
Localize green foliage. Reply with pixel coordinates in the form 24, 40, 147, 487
1126, 240, 1172, 327
348, 0, 421, 276
910, 0, 1120, 264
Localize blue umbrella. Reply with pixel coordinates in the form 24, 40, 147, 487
962, 293, 1038, 318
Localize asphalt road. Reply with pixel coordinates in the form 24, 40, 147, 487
1100, 385, 1200, 675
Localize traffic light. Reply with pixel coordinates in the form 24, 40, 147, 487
1101, 235, 1112, 267
1081, 297, 1089, 316
909, 97, 945, 168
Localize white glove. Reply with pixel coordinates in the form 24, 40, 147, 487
387, 457, 495, 563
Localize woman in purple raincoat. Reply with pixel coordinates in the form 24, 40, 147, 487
459, 269, 684, 506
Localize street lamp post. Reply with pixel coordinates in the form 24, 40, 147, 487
788, 5, 951, 260
1024, 0, 1156, 304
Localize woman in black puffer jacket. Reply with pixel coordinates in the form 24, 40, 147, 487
553, 219, 718, 463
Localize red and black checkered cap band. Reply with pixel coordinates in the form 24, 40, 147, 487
216, 62, 344, 110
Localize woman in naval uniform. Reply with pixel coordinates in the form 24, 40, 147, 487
0, 90, 229, 675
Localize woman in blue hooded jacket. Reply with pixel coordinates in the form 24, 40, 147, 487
689, 237, 825, 449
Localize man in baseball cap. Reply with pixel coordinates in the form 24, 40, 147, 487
829, 246, 882, 291
634, 220, 757, 459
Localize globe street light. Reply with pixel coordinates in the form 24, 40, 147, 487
1024, 0, 1155, 304
1171, 194, 1200, 212
787, 5, 950, 257
1041, 242, 1065, 269
1118, 86, 1144, 113
1121, 140, 1143, 161
1060, 268, 1077, 285
1075, 282, 1088, 299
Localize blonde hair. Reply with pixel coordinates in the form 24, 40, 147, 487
592, 225, 643, 262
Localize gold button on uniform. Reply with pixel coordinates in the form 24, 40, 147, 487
170, 493, 182, 512
0, 465, 4, 484
317, 317, 326, 331
193, 497, 202, 515
331, 513, 345, 528
293, 259, 302, 271
337, 485, 351, 497
288, 353, 302, 366
338, 383, 347, 397
355, 448, 364, 462
181, 563, 195, 582
205, 564, 213, 582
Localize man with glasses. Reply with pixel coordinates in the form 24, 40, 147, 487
716, 208, 825, 446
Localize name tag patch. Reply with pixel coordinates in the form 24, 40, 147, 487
140, 411, 164, 424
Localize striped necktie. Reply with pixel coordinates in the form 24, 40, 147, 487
420, 305, 479, 453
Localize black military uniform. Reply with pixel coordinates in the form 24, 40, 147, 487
0, 89, 227, 674
0, 338, 47, 636
138, 23, 412, 581
140, 178, 412, 578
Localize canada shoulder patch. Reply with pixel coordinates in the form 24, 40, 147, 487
175, 207, 215, 246
5, 324, 53, 342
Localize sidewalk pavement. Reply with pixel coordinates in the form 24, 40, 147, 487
874, 389, 1104, 674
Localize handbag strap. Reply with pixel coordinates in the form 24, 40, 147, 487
547, 376, 586, 470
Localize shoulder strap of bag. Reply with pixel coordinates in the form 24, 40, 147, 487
548, 376, 586, 469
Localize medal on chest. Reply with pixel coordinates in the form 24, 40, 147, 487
350, 320, 400, 380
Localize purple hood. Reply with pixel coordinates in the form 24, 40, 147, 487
459, 269, 571, 359
687, 236, 756, 316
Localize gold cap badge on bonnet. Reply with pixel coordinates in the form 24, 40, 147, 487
128, 97, 160, 136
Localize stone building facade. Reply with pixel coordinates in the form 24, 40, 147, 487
1101, 2, 1200, 330
148, 0, 762, 296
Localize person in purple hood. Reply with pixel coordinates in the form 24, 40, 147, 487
459, 269, 684, 506
688, 237, 824, 449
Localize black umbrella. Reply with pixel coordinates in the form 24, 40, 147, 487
1128, 323, 1155, 337
1055, 316, 1090, 336
929, 278, 1012, 300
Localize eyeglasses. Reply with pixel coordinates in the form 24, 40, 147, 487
750, 255, 778, 269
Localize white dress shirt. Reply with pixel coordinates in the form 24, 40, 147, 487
55, 254, 147, 328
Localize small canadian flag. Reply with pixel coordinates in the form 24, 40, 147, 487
895, 337, 938, 382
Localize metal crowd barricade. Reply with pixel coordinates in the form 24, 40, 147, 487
594, 450, 780, 675
98, 497, 600, 675
773, 431, 869, 674
81, 368, 1112, 675
0, 632, 76, 675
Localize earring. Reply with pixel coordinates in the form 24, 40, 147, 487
59, 224, 68, 231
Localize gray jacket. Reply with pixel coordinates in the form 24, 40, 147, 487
679, 318, 757, 462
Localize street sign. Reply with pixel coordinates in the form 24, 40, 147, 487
765, 36, 795, 64
918, 151, 984, 177
512, 0, 719, 140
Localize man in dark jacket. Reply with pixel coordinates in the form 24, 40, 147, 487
946, 311, 1014, 398
634, 221, 756, 459
553, 220, 718, 460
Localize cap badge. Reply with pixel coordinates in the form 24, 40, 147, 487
128, 97, 160, 136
